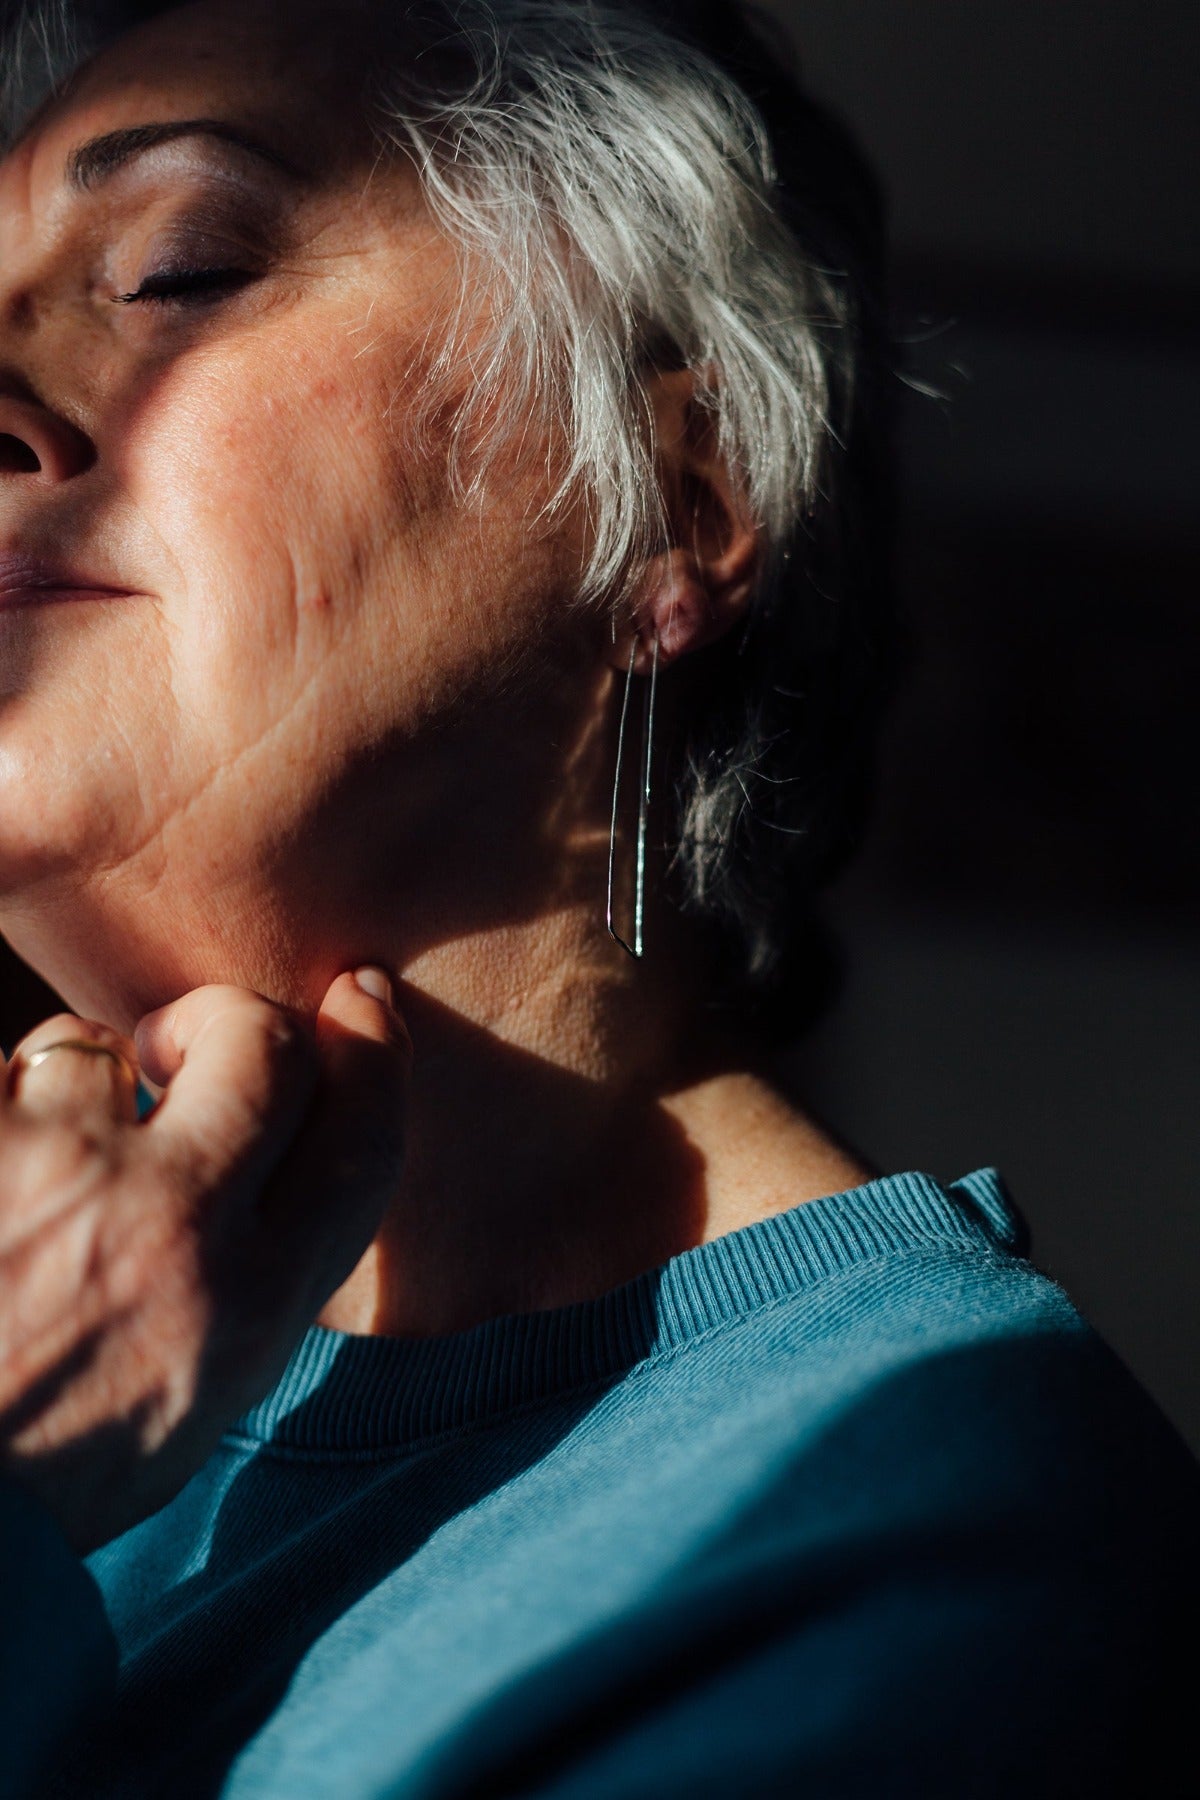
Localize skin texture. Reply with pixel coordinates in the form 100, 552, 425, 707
0, 0, 870, 1440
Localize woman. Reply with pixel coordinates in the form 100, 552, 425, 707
0, 1, 1193, 1793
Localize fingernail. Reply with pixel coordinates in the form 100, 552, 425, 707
354, 966, 394, 1005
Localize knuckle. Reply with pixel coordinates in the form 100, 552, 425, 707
260, 1015, 318, 1091
227, 994, 309, 1067
262, 1010, 307, 1060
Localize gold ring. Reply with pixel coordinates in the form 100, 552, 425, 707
11, 1039, 138, 1097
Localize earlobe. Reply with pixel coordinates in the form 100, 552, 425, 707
605, 549, 711, 675
606, 542, 758, 676
643, 548, 712, 663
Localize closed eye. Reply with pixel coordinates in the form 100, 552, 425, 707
115, 267, 256, 306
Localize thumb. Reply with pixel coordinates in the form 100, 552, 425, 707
316, 968, 413, 1149
258, 967, 411, 1316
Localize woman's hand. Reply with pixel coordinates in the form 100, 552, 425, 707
0, 971, 409, 1555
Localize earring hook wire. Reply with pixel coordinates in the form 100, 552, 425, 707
607, 634, 659, 958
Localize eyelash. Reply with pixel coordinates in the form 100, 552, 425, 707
115, 267, 254, 306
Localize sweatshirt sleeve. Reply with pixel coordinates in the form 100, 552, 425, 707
465, 1323, 1199, 1800
0, 1473, 118, 1797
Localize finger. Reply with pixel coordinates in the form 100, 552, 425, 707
137, 986, 319, 1201
258, 968, 410, 1318
7, 1015, 140, 1129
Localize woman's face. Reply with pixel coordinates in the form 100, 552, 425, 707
0, 0, 601, 1026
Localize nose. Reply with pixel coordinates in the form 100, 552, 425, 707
0, 385, 94, 482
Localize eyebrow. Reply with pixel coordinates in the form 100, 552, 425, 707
65, 118, 309, 191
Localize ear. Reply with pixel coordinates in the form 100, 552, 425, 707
607, 367, 762, 675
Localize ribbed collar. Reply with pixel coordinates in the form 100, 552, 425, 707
228, 1167, 1024, 1455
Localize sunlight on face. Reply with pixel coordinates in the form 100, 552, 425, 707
0, 0, 591, 1023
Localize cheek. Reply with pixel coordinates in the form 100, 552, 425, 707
130, 313, 522, 724
123, 332, 411, 724
92, 308, 507, 864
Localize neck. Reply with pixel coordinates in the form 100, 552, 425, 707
0, 669, 869, 1338
316, 901, 871, 1338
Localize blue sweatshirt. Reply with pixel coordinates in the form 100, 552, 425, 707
3, 1168, 1195, 1797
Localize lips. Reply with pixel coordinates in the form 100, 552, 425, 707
0, 551, 137, 610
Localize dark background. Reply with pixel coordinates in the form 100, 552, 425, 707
762, 0, 1199, 1450
1, 2, 1196, 1448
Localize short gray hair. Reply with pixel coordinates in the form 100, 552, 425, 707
1, 0, 896, 1033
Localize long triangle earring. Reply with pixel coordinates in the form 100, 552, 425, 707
607, 635, 659, 958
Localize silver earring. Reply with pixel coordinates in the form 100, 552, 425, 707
607, 635, 659, 958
